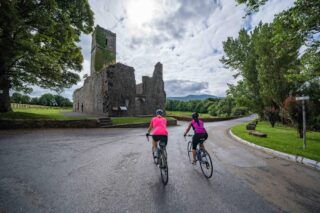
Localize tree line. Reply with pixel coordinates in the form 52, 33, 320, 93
11, 92, 72, 107
222, 0, 320, 135
165, 98, 249, 117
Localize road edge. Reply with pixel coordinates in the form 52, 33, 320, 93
228, 129, 320, 171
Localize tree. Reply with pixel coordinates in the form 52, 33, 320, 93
0, 0, 94, 112
39, 93, 56, 106
11, 92, 30, 104
221, 29, 264, 115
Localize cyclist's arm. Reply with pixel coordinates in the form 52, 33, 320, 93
184, 122, 192, 135
147, 122, 153, 134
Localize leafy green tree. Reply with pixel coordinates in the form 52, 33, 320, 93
0, 0, 94, 112
39, 93, 56, 106
30, 97, 39, 105
11, 92, 30, 104
221, 29, 264, 115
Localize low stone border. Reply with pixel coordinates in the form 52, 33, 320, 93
0, 119, 99, 129
229, 129, 320, 171
0, 119, 177, 129
109, 119, 177, 128
170, 115, 243, 122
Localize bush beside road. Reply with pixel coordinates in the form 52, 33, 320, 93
231, 121, 320, 162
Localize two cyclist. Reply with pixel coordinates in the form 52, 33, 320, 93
183, 112, 208, 164
146, 109, 207, 163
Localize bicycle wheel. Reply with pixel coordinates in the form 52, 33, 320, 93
159, 149, 169, 185
187, 141, 192, 163
199, 150, 213, 178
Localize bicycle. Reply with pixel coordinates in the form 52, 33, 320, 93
185, 134, 213, 178
146, 134, 169, 185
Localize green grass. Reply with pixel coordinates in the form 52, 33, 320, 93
0, 108, 96, 120
112, 116, 176, 125
231, 121, 320, 162
166, 111, 215, 118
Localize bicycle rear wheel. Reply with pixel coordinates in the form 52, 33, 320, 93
200, 150, 213, 178
159, 149, 169, 185
187, 141, 192, 163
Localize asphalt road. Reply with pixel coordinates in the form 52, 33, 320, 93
0, 116, 320, 213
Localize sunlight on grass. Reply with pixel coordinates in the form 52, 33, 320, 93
0, 108, 96, 120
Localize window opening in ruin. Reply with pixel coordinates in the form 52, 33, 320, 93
106, 39, 108, 46
108, 82, 113, 87
125, 99, 129, 107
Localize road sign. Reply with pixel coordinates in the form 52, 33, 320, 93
296, 96, 310, 101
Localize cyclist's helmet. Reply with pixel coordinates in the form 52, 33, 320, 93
156, 109, 164, 116
192, 112, 199, 119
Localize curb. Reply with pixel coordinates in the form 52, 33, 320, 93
228, 129, 320, 171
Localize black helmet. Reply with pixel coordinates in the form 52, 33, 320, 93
156, 109, 164, 116
192, 112, 199, 119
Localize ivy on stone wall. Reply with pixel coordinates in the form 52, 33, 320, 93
94, 26, 116, 72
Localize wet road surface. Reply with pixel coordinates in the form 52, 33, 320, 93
0, 116, 320, 213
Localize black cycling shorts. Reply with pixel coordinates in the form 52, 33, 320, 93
152, 135, 168, 146
192, 133, 208, 150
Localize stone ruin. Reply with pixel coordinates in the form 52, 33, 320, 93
73, 25, 166, 117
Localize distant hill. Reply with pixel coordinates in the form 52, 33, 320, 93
167, 94, 220, 101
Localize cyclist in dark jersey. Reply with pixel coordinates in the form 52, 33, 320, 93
184, 112, 208, 164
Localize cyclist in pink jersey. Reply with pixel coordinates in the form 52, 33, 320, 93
184, 112, 208, 164
146, 109, 168, 158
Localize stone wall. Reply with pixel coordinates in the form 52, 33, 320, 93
73, 63, 136, 116
73, 71, 107, 115
107, 63, 136, 117
140, 62, 166, 115
91, 25, 116, 75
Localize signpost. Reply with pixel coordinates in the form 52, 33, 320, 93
295, 96, 309, 149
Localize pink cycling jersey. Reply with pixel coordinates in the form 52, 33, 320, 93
151, 116, 168, 136
191, 119, 207, 134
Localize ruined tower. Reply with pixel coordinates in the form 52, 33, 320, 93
90, 25, 116, 75
74, 26, 166, 117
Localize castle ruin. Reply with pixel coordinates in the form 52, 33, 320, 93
73, 25, 166, 116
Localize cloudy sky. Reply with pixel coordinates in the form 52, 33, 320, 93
32, 0, 294, 99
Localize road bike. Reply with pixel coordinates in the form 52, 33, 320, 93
147, 134, 169, 185
185, 134, 213, 178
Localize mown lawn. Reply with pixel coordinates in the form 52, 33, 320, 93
166, 111, 215, 118
112, 116, 176, 125
231, 121, 320, 162
0, 108, 96, 120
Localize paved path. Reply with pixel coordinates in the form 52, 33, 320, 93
0, 116, 319, 213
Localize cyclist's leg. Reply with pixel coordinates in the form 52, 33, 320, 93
192, 135, 199, 163
199, 133, 208, 150
152, 135, 159, 156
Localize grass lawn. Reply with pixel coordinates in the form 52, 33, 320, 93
0, 108, 96, 120
112, 116, 176, 125
166, 111, 215, 118
232, 121, 320, 162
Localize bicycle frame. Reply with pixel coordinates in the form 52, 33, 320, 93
146, 134, 169, 185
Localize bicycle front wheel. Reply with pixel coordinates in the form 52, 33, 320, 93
159, 149, 169, 185
200, 150, 213, 178
187, 141, 192, 163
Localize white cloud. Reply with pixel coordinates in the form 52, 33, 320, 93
29, 0, 295, 99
